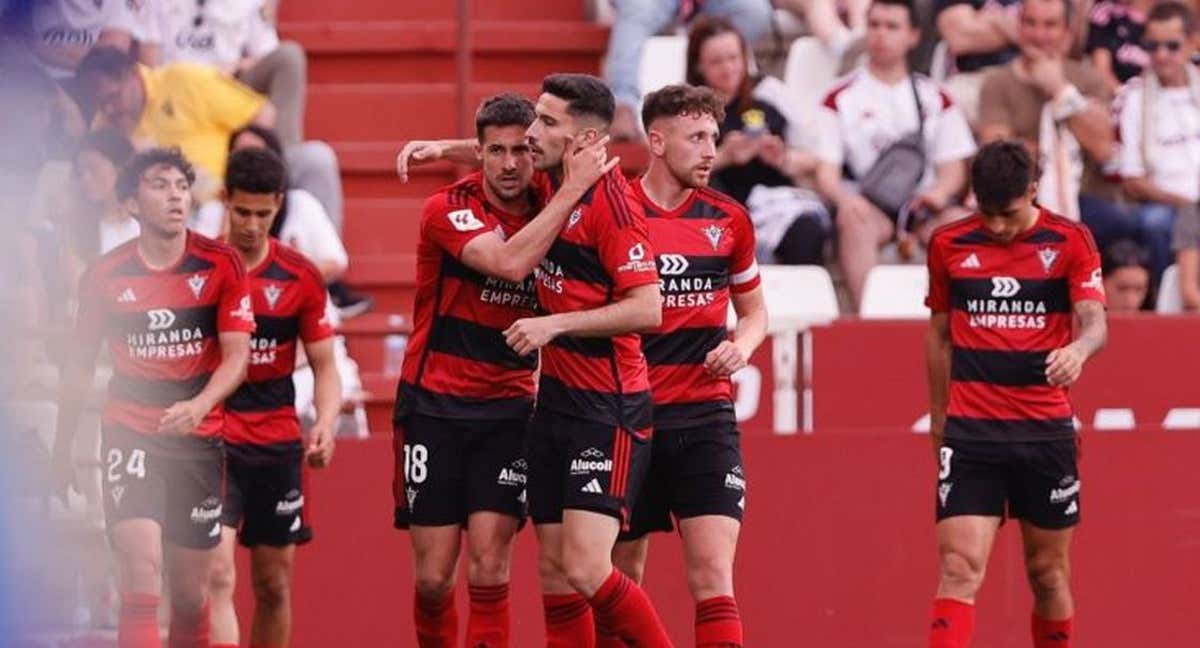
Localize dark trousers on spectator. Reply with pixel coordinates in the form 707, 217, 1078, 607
1079, 194, 1176, 283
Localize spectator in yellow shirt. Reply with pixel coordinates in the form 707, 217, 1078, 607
75, 46, 276, 196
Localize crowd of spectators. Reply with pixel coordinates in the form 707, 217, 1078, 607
603, 0, 1198, 313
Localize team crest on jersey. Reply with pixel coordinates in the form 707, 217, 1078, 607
567, 207, 583, 230
702, 225, 724, 251
1038, 247, 1059, 274
186, 273, 207, 299
263, 283, 283, 310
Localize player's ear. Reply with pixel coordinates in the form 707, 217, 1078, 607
474, 140, 484, 162
575, 128, 600, 147
647, 127, 666, 157
219, 188, 229, 205
123, 195, 141, 220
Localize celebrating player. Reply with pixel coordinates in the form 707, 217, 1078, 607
924, 141, 1107, 648
600, 84, 767, 648
53, 148, 255, 648
207, 147, 342, 648
392, 92, 616, 648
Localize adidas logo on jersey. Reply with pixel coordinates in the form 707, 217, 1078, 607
580, 479, 603, 494
290, 515, 302, 533
960, 253, 981, 269
209, 523, 221, 538
1064, 500, 1078, 515
117, 288, 137, 303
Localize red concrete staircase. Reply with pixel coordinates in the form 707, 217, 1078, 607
278, 0, 625, 432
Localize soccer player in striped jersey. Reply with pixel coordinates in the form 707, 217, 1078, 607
394, 78, 674, 646
53, 148, 255, 648
598, 84, 767, 648
206, 147, 342, 648
393, 93, 616, 648
924, 141, 1107, 648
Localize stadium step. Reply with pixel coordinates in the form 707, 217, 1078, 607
342, 198, 424, 256
283, 21, 608, 84
280, 0, 586, 23
343, 253, 419, 314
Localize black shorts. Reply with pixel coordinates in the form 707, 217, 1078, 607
101, 424, 224, 550
935, 437, 1081, 530
392, 414, 528, 529
620, 421, 746, 541
222, 441, 312, 548
525, 408, 652, 530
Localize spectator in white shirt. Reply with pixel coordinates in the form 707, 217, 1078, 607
1113, 1, 1199, 283
815, 0, 976, 309
24, 0, 149, 79
139, 0, 306, 148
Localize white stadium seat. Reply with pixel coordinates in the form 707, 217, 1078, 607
859, 265, 930, 319
784, 37, 840, 108
747, 265, 840, 435
638, 35, 688, 99
1156, 264, 1182, 314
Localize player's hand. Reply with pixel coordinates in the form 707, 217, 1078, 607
158, 399, 206, 435
305, 420, 336, 469
396, 140, 448, 183
1045, 343, 1087, 387
703, 340, 750, 377
562, 134, 619, 195
504, 316, 562, 356
50, 440, 77, 505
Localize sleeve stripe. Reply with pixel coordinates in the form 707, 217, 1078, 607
731, 261, 760, 286
603, 177, 633, 229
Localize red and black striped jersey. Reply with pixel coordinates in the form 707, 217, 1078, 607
925, 208, 1106, 442
76, 232, 256, 437
634, 180, 760, 429
535, 168, 659, 429
225, 240, 334, 445
395, 171, 550, 422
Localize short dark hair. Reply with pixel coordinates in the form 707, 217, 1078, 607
229, 124, 285, 157
640, 84, 726, 131
971, 140, 1037, 213
475, 93, 536, 141
541, 73, 615, 125
870, 0, 918, 26
117, 147, 196, 200
1147, 1, 1195, 33
77, 129, 134, 168
76, 46, 137, 102
225, 147, 287, 198
1102, 239, 1151, 276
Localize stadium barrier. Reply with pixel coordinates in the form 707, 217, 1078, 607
241, 315, 1199, 646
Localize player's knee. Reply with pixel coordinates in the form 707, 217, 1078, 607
685, 554, 733, 600
209, 557, 236, 598
414, 565, 456, 602
938, 549, 986, 593
1026, 557, 1071, 600
251, 568, 291, 610
468, 546, 511, 583
561, 551, 609, 594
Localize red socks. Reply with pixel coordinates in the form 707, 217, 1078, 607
1032, 614, 1073, 647
544, 592, 595, 648
118, 592, 162, 648
587, 570, 672, 648
595, 614, 624, 647
929, 598, 975, 648
166, 601, 209, 648
696, 595, 742, 647
467, 583, 511, 647
415, 589, 458, 647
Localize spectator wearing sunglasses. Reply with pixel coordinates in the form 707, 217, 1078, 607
1111, 1, 1200, 284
